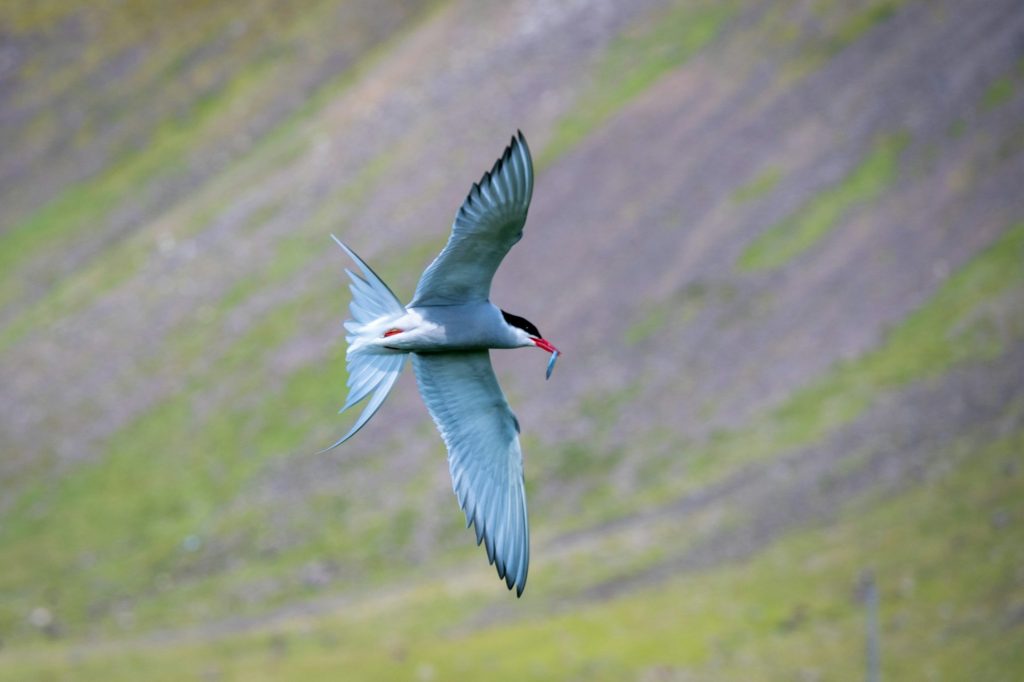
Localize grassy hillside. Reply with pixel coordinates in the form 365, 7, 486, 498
1, 0, 1022, 679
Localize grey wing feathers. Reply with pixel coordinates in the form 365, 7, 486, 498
410, 131, 534, 307
412, 351, 530, 596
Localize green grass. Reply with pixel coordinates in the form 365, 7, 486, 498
731, 167, 783, 204
539, 0, 737, 166
623, 307, 671, 346
0, 235, 149, 350
2, 1, 1021, 677
0, 327, 342, 639
214, 148, 401, 319
0, 217, 450, 641
948, 117, 967, 139
624, 281, 734, 345
0, 55, 283, 310
3, 97, 1018, 682
0, 0, 444, 356
819, 0, 902, 53
738, 133, 907, 271
3, 209, 1020, 682
0, 0, 440, 322
783, 0, 909, 81
0, 272, 434, 637
982, 75, 1014, 111
523, 221, 1024, 535
425, 427, 1022, 680
3, 421, 1019, 680
618, 221, 1024, 521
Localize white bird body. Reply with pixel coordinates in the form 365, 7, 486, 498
348, 303, 533, 354
325, 132, 557, 597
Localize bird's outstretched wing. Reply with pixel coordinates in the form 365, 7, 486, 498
412, 351, 529, 596
410, 131, 534, 307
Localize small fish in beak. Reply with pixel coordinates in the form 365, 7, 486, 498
532, 337, 559, 380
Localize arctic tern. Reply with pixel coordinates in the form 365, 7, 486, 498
325, 131, 557, 596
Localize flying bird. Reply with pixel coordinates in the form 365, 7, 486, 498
325, 131, 557, 597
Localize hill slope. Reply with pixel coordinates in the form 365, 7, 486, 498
1, 0, 1022, 679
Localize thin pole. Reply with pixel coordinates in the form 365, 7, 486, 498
862, 569, 880, 682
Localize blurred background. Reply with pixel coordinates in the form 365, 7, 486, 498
1, 0, 1022, 679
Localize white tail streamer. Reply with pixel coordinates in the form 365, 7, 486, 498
320, 236, 407, 452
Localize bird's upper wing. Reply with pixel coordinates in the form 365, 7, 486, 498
412, 351, 529, 596
409, 132, 534, 307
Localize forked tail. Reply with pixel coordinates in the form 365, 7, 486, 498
320, 235, 407, 452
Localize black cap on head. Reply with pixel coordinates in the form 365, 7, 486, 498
501, 310, 541, 338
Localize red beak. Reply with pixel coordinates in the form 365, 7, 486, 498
534, 337, 560, 379
532, 337, 558, 354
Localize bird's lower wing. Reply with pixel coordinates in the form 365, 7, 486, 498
412, 351, 530, 596
409, 132, 533, 307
